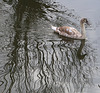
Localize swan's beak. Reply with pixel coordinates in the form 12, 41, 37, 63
86, 20, 90, 25
86, 20, 92, 28
86, 20, 91, 26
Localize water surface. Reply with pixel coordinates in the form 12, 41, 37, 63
0, 0, 100, 93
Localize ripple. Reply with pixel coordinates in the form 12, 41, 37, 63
0, 0, 96, 93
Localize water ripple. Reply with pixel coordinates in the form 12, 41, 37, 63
0, 0, 96, 93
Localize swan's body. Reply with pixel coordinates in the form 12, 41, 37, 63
51, 18, 89, 40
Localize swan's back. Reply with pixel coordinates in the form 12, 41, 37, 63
58, 26, 82, 37
52, 26, 82, 39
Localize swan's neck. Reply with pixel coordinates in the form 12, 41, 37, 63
80, 23, 86, 38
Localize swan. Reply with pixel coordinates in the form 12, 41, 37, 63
51, 18, 89, 40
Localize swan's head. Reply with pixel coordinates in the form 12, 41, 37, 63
80, 18, 89, 25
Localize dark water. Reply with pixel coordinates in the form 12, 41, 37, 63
0, 0, 100, 93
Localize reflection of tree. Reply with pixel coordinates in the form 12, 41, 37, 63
24, 39, 95, 93
0, 0, 95, 93
0, 37, 95, 93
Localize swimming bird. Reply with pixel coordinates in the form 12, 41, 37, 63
51, 18, 89, 40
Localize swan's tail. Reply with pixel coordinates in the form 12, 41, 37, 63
51, 25, 57, 31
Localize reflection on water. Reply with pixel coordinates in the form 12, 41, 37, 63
0, 0, 96, 93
